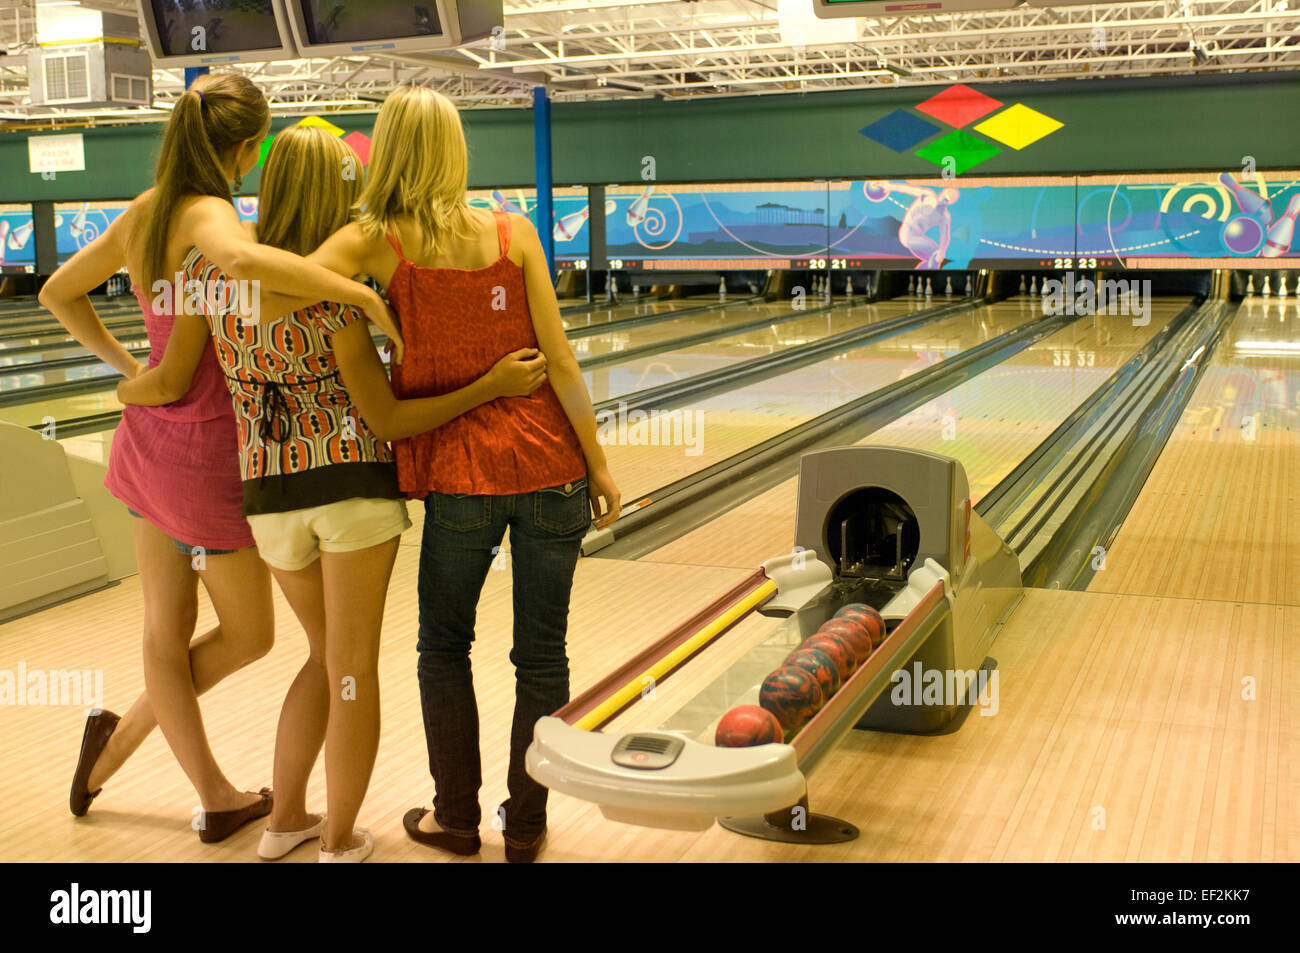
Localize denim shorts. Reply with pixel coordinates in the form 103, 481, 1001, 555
126, 509, 240, 557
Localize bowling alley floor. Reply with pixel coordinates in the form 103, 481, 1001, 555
2, 296, 1296, 863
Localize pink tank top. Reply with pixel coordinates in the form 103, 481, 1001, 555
102, 284, 252, 550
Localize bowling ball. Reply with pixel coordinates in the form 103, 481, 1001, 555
1223, 214, 1265, 256
715, 704, 784, 747
818, 619, 871, 663
834, 603, 887, 648
785, 647, 841, 701
759, 666, 823, 735
802, 633, 856, 683
863, 181, 890, 203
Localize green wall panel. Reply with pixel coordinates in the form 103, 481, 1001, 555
2, 70, 1297, 204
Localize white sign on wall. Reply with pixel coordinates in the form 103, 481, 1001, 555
29, 134, 86, 174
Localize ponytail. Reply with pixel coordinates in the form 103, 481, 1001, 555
141, 73, 269, 287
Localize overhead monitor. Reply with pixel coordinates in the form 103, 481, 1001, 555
283, 0, 503, 56
136, 0, 299, 67
814, 0, 1019, 15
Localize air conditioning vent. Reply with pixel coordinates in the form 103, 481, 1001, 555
110, 73, 148, 105
44, 53, 90, 103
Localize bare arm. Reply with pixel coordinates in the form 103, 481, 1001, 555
333, 318, 547, 443
38, 205, 143, 379
115, 313, 211, 406
516, 215, 621, 528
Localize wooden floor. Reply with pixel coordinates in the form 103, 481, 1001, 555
1, 296, 1295, 862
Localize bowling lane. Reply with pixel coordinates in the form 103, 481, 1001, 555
1092, 296, 1300, 604
583, 295, 934, 403
598, 298, 1045, 506
642, 297, 1191, 571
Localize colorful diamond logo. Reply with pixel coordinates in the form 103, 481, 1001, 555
297, 114, 345, 137
974, 104, 1063, 151
914, 130, 1002, 175
342, 130, 372, 167
915, 84, 1002, 128
859, 109, 942, 153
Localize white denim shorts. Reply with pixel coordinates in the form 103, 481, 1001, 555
247, 497, 412, 572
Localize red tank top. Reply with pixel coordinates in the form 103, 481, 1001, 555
387, 210, 587, 498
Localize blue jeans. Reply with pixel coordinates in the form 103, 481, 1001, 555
416, 478, 589, 844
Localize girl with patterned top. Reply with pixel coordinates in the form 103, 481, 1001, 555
119, 125, 547, 862
308, 85, 621, 862
42, 73, 401, 844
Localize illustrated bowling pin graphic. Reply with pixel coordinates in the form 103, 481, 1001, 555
69, 203, 89, 238
1218, 172, 1273, 225
0, 221, 7, 264
1260, 195, 1300, 258
490, 189, 526, 216
553, 204, 590, 241
6, 218, 34, 250
626, 185, 655, 227
1246, 274, 1256, 295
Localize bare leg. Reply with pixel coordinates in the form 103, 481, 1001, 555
319, 539, 400, 852
137, 519, 273, 813
88, 617, 273, 791
265, 559, 329, 834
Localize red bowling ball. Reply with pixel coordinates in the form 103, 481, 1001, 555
715, 704, 785, 747
801, 632, 856, 683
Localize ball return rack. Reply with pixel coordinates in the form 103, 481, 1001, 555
527, 446, 1024, 843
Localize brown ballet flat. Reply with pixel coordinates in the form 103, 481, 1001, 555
70, 709, 120, 817
504, 827, 547, 864
198, 788, 273, 844
402, 807, 481, 855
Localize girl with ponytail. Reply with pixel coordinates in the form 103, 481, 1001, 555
39, 72, 400, 845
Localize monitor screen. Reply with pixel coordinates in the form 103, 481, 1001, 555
147, 0, 287, 57
296, 1, 444, 45
54, 201, 131, 265
0, 204, 36, 274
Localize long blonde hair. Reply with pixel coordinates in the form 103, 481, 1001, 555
356, 85, 473, 259
258, 125, 362, 255
141, 72, 269, 286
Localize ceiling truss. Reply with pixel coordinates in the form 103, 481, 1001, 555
0, 0, 1295, 126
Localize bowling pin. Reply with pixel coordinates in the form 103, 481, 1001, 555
1246, 274, 1255, 295
1280, 275, 1289, 297
6, 218, 34, 250
1261, 195, 1300, 258
1263, 275, 1271, 296
908, 275, 915, 294
718, 276, 727, 300
1218, 172, 1273, 225
944, 277, 953, 296
925, 278, 933, 297
845, 275, 854, 297
1019, 275, 1027, 295
1030, 275, 1038, 295
553, 205, 590, 241
632, 284, 640, 297
491, 189, 526, 216
626, 185, 655, 227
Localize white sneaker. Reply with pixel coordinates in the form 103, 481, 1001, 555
258, 816, 325, 861
318, 828, 374, 863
